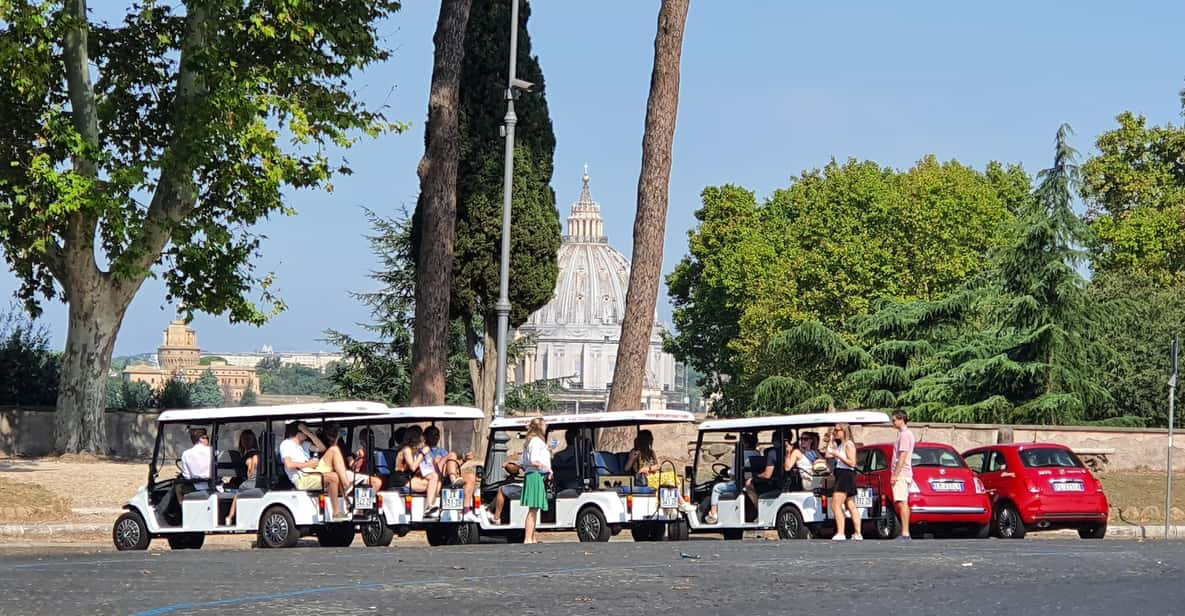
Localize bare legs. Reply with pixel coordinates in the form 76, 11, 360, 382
411, 473, 441, 510
846, 495, 862, 537
896, 499, 911, 537
324, 472, 342, 517
833, 491, 847, 537
524, 507, 539, 544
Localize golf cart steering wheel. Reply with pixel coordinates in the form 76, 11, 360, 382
711, 463, 731, 481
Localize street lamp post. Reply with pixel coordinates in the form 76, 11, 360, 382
490, 0, 524, 478
494, 0, 523, 420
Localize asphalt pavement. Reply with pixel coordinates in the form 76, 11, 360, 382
0, 537, 1180, 615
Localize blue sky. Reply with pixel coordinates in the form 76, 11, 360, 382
4, 0, 1185, 355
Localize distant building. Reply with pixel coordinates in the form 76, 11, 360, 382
123, 319, 259, 403
512, 168, 680, 413
205, 350, 344, 373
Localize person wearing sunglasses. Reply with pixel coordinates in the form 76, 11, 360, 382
825, 423, 863, 541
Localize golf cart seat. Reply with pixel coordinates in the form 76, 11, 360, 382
615, 485, 656, 495
593, 451, 627, 476
183, 490, 210, 501
555, 488, 580, 499
373, 449, 400, 475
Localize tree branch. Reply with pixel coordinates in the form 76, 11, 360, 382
60, 0, 101, 290
113, 2, 211, 296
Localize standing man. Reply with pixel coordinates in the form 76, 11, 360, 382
891, 410, 916, 540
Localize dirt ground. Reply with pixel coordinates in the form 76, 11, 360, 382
2, 456, 1184, 525
0, 456, 146, 523
1096, 469, 1185, 523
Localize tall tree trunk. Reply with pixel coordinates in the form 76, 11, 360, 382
53, 272, 135, 453
608, 0, 690, 411
410, 0, 473, 406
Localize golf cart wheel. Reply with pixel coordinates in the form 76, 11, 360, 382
874, 511, 901, 539
1078, 523, 1106, 539
112, 511, 151, 551
425, 525, 447, 546
576, 506, 611, 542
722, 529, 744, 541
166, 532, 205, 550
259, 506, 300, 548
454, 522, 481, 545
630, 523, 661, 542
666, 519, 690, 541
362, 517, 395, 547
776, 505, 808, 540
993, 502, 1025, 539
316, 523, 355, 548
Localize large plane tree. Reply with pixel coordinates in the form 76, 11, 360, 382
0, 0, 401, 452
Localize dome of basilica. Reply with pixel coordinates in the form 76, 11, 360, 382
514, 168, 676, 411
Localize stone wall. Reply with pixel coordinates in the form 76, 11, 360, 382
2, 407, 1183, 472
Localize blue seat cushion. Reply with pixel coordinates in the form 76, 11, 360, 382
593, 451, 625, 476
374, 449, 398, 476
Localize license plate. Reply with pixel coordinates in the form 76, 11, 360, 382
441, 488, 464, 510
1052, 481, 1084, 492
855, 488, 873, 509
354, 487, 375, 510
931, 481, 964, 492
659, 487, 679, 509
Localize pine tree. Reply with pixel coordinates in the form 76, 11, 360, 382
190, 370, 225, 408
239, 389, 258, 407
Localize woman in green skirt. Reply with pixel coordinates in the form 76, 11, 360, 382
520, 417, 552, 544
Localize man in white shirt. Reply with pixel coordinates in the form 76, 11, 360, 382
180, 428, 212, 484
280, 421, 347, 521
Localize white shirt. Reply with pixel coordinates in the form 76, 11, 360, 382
279, 437, 310, 484
180, 443, 212, 481
521, 436, 551, 472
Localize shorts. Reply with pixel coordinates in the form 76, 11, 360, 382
502, 484, 523, 500
892, 476, 913, 502
832, 468, 856, 496
295, 473, 324, 491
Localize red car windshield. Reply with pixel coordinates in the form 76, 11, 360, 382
911, 447, 965, 468
1019, 448, 1082, 468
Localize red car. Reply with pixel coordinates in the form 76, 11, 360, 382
858, 442, 992, 538
962, 443, 1109, 539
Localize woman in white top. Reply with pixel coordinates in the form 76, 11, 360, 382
519, 417, 551, 544
825, 423, 863, 541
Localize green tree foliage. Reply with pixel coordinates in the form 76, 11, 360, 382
0, 307, 60, 406
668, 158, 1027, 415
756, 126, 1120, 425
157, 377, 191, 410
105, 376, 123, 409
120, 379, 154, 410
199, 356, 225, 366
190, 369, 224, 407
1081, 112, 1185, 280
433, 0, 559, 412
1088, 270, 1182, 427
504, 378, 560, 416
238, 388, 258, 407
257, 362, 328, 397
0, 0, 402, 452
327, 210, 473, 405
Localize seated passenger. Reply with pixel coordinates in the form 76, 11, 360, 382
551, 429, 585, 492
424, 425, 480, 522
706, 432, 758, 524
485, 456, 524, 525
746, 434, 796, 496
397, 426, 441, 517
225, 430, 259, 526
316, 424, 384, 495
792, 431, 823, 488
625, 430, 660, 487
180, 427, 212, 486
281, 421, 348, 521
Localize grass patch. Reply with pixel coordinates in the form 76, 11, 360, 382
0, 476, 73, 522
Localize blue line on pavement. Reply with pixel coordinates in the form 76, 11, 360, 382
132, 582, 386, 616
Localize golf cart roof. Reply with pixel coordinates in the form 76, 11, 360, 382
489, 410, 696, 430
698, 410, 891, 432
156, 401, 394, 424
306, 405, 485, 425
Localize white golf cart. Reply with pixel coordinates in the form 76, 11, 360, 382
112, 401, 392, 551
310, 405, 485, 547
476, 410, 697, 542
682, 410, 892, 540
